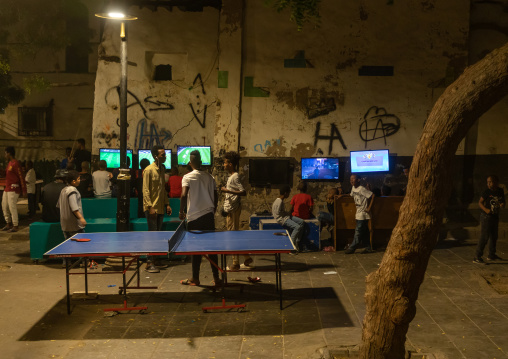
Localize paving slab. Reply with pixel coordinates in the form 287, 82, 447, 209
2, 213, 508, 358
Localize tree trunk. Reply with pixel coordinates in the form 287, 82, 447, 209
360, 42, 508, 359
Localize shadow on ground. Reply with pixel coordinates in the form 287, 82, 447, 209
19, 286, 353, 341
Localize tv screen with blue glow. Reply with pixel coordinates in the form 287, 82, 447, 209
138, 149, 172, 169
177, 146, 211, 166
99, 148, 133, 169
350, 149, 390, 173
301, 157, 339, 180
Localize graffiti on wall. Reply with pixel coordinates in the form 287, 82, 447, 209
135, 118, 173, 149
105, 86, 175, 120
95, 125, 119, 147
99, 72, 215, 149
314, 122, 347, 155
307, 97, 336, 119
189, 73, 208, 128
359, 106, 400, 147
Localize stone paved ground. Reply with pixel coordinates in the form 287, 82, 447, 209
1, 209, 508, 358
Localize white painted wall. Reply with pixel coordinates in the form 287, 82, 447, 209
92, 7, 220, 155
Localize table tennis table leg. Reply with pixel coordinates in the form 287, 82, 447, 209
66, 258, 71, 315
277, 253, 283, 310
84, 257, 88, 295
201, 254, 246, 313
103, 256, 149, 313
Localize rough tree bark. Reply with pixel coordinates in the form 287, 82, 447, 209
360, 42, 508, 359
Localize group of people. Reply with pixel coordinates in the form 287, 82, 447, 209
4, 140, 505, 276
270, 174, 375, 255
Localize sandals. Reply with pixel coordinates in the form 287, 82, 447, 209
180, 279, 200, 286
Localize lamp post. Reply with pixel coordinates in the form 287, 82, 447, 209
95, 11, 137, 232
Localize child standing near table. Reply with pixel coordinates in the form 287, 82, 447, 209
57, 170, 86, 240
221, 151, 254, 271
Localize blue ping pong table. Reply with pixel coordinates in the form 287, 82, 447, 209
45, 221, 296, 314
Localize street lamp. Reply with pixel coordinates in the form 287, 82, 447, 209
95, 10, 137, 232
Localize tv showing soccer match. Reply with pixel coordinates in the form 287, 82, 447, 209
350, 149, 390, 173
177, 146, 212, 166
138, 149, 172, 169
301, 157, 339, 181
99, 148, 133, 169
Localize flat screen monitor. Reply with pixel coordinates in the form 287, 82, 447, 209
177, 146, 212, 166
301, 157, 339, 180
350, 149, 390, 173
248, 158, 291, 186
138, 149, 172, 169
99, 148, 133, 169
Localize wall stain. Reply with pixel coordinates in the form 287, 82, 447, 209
336, 58, 357, 70
289, 143, 315, 158
264, 137, 287, 157
359, 5, 368, 20
421, 0, 435, 12
275, 91, 295, 110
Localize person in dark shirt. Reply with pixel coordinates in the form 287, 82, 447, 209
41, 169, 68, 222
136, 158, 150, 218
60, 147, 72, 169
77, 161, 93, 198
474, 175, 505, 263
72, 138, 91, 172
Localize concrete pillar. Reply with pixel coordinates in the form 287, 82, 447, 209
213, 0, 244, 156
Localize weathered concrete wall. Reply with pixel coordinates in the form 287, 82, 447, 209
225, 1, 472, 229
239, 1, 470, 158
92, 7, 220, 155
0, 1, 101, 161
90, 1, 507, 229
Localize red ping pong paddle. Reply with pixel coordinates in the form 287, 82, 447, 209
74, 238, 91, 242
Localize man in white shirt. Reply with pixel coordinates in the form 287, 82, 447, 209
344, 174, 375, 254
179, 150, 219, 286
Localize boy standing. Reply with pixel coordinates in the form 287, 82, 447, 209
221, 151, 253, 271
143, 145, 172, 273
57, 170, 86, 239
272, 185, 307, 252
2, 146, 26, 232
345, 174, 375, 254
475, 175, 505, 263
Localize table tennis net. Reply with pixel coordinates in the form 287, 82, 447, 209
168, 221, 187, 252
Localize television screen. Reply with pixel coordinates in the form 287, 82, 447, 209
350, 149, 390, 173
99, 148, 133, 169
249, 158, 291, 186
138, 149, 172, 169
177, 146, 212, 165
301, 157, 339, 180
